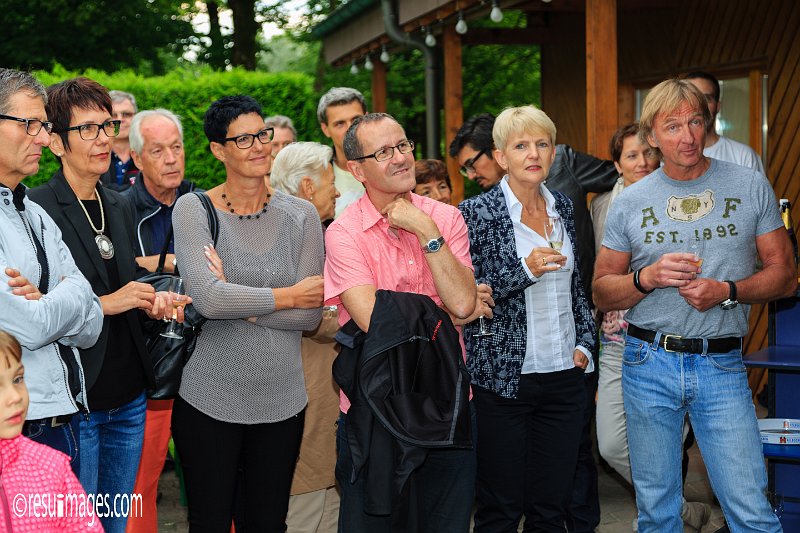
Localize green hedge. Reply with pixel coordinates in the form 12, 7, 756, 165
26, 66, 321, 191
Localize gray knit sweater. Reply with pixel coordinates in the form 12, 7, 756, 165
172, 190, 324, 423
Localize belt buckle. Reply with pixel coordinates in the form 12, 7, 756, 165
662, 334, 682, 352
50, 417, 65, 428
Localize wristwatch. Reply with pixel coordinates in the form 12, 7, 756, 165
720, 280, 738, 310
422, 236, 445, 254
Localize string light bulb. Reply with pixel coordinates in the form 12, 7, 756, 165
455, 11, 468, 35
490, 1, 503, 22
424, 26, 437, 47
364, 55, 374, 71
350, 59, 359, 75
380, 45, 390, 63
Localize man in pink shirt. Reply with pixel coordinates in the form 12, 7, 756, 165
324, 113, 489, 532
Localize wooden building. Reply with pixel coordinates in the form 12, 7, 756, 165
315, 0, 800, 377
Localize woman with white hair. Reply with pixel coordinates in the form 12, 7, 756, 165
271, 141, 340, 223
458, 105, 596, 532
272, 142, 340, 530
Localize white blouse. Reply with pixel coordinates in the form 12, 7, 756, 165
500, 177, 593, 374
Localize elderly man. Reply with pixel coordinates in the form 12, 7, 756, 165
324, 113, 485, 531
594, 78, 794, 532
264, 114, 297, 155
122, 107, 196, 533
125, 109, 196, 273
0, 68, 103, 468
318, 87, 367, 218
685, 71, 765, 174
100, 90, 140, 191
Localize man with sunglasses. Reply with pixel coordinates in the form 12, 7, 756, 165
100, 90, 139, 191
0, 68, 103, 470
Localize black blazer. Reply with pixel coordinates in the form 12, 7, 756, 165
29, 169, 155, 391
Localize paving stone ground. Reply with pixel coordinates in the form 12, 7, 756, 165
157, 411, 758, 532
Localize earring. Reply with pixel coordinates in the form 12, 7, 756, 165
310, 195, 314, 201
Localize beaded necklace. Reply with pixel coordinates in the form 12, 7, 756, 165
221, 185, 271, 220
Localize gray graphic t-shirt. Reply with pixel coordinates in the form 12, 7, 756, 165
602, 158, 782, 338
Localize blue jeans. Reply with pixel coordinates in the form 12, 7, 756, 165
336, 403, 477, 533
79, 392, 147, 533
23, 415, 81, 476
622, 333, 781, 533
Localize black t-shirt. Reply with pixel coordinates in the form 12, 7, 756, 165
83, 200, 146, 410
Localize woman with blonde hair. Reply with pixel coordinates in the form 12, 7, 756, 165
459, 105, 596, 532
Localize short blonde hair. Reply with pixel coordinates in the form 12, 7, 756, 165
639, 79, 711, 155
493, 105, 557, 151
0, 330, 22, 368
271, 142, 333, 196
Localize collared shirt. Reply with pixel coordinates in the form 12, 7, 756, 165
141, 184, 178, 254
112, 151, 135, 186
324, 192, 474, 411
332, 161, 365, 219
500, 177, 592, 373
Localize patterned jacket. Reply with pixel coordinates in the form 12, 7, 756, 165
458, 185, 597, 399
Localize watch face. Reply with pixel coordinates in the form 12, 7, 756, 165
427, 239, 442, 253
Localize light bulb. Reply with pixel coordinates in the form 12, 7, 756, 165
541, 0, 552, 3
490, 4, 503, 22
350, 60, 359, 75
424, 27, 436, 47
455, 12, 468, 35
380, 45, 390, 63
364, 56, 374, 71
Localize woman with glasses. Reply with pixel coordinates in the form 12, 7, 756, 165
171, 95, 325, 530
29, 77, 166, 533
458, 105, 596, 532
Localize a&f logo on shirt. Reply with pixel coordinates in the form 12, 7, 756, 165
639, 190, 743, 244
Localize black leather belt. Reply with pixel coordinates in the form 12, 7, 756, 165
49, 414, 73, 427
627, 324, 741, 354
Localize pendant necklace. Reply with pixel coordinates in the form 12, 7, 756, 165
75, 187, 115, 259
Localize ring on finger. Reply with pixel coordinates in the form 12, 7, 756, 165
542, 257, 546, 266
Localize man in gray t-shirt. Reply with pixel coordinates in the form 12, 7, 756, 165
594, 79, 795, 533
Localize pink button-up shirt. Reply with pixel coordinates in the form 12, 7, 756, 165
324, 192, 474, 413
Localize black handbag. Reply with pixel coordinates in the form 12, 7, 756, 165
139, 191, 219, 399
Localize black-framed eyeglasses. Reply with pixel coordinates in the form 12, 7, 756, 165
220, 128, 274, 149
0, 113, 53, 136
459, 148, 490, 178
59, 120, 121, 141
351, 140, 415, 162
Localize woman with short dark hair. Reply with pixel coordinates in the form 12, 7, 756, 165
30, 76, 165, 533
171, 95, 325, 531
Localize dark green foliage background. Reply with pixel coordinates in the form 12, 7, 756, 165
25, 67, 321, 191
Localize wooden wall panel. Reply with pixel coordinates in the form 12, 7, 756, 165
541, 12, 588, 150
618, 0, 800, 360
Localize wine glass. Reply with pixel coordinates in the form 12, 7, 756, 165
473, 282, 494, 337
544, 217, 569, 272
160, 277, 186, 339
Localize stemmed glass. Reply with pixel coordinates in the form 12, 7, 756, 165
160, 277, 187, 339
473, 282, 494, 337
544, 217, 569, 272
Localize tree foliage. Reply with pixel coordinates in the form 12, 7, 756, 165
0, 0, 195, 74
26, 66, 319, 191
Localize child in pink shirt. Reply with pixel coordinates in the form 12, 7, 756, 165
0, 330, 104, 532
